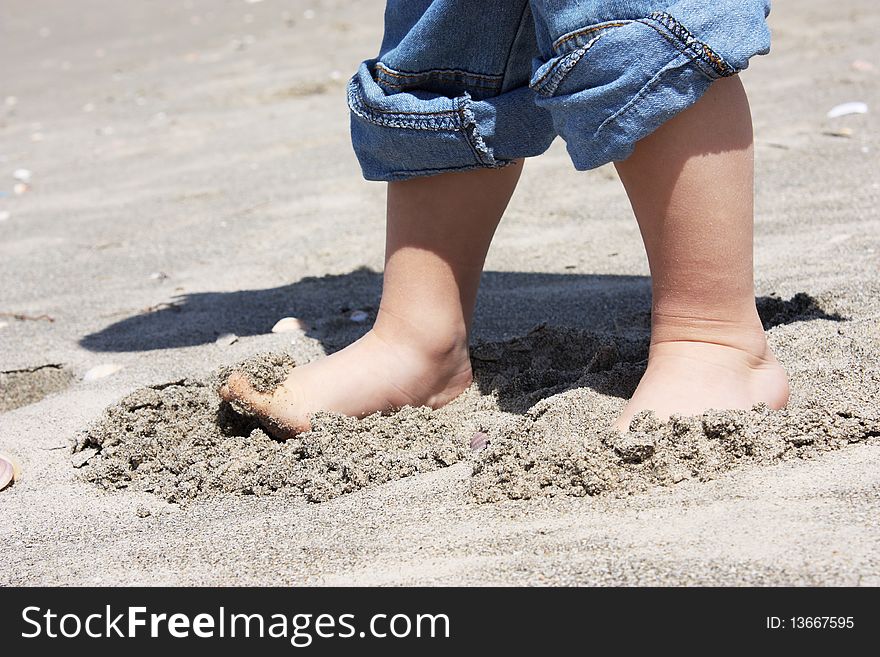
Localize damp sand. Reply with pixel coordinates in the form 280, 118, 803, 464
74, 323, 880, 504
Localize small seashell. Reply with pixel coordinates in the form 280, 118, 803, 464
823, 127, 854, 138
13, 182, 29, 195
71, 447, 98, 468
851, 59, 875, 72
83, 363, 123, 382
0, 210, 10, 222
470, 431, 489, 453
12, 168, 32, 182
271, 317, 308, 333
0, 453, 21, 491
0, 459, 13, 491
0, 321, 8, 329
215, 332, 239, 346
349, 310, 368, 323
826, 102, 869, 119
149, 271, 169, 280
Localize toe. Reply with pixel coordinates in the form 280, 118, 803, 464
219, 372, 273, 414
219, 371, 307, 439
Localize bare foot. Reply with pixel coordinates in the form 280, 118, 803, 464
219, 328, 473, 439
615, 330, 789, 432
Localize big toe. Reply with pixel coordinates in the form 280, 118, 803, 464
218, 371, 307, 439
219, 372, 270, 411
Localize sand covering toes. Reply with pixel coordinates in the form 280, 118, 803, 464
0, 453, 21, 491
218, 352, 302, 438
219, 352, 296, 395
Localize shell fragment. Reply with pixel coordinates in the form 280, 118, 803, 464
0, 454, 21, 491
12, 168, 32, 182
826, 102, 869, 119
271, 317, 308, 333
83, 363, 123, 382
470, 431, 489, 453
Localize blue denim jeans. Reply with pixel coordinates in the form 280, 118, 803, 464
348, 0, 770, 180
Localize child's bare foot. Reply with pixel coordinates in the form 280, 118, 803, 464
615, 318, 789, 431
612, 77, 789, 432
219, 164, 524, 440
219, 325, 472, 439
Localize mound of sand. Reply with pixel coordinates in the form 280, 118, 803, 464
74, 377, 467, 503
471, 396, 879, 502
74, 320, 880, 504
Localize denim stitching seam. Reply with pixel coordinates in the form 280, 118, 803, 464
457, 93, 496, 166
375, 76, 500, 91
373, 63, 504, 94
387, 160, 514, 179
347, 77, 461, 132
374, 62, 504, 84
551, 20, 631, 53
532, 12, 733, 99
530, 32, 606, 97
642, 12, 734, 78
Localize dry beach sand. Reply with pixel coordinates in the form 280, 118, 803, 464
2, 0, 879, 585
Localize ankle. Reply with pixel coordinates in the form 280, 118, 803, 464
371, 308, 470, 364
649, 306, 771, 359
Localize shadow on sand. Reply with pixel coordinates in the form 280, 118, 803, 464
80, 267, 844, 411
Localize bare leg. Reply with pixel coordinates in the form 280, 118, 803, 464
221, 161, 523, 438
614, 76, 789, 430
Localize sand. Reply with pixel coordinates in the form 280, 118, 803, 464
76, 377, 468, 503
1, 364, 73, 412
73, 318, 879, 505
2, 0, 879, 586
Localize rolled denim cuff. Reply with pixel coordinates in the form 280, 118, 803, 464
348, 60, 555, 181
530, 0, 771, 170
